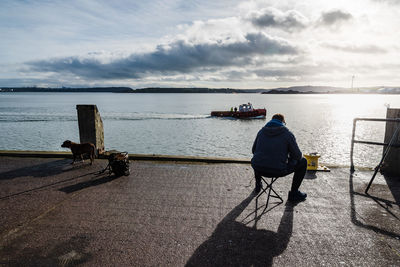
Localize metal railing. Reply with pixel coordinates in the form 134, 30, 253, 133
350, 117, 400, 173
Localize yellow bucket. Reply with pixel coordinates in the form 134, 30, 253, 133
304, 153, 320, 171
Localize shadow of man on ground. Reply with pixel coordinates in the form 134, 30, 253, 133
185, 193, 295, 267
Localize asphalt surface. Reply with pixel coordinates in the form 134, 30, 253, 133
0, 156, 399, 266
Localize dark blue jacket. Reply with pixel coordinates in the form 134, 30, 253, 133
251, 121, 302, 173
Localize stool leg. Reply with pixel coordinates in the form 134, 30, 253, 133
270, 188, 283, 202
266, 183, 272, 209
259, 177, 284, 210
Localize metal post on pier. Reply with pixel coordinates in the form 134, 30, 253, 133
350, 113, 400, 193
380, 108, 400, 176
350, 119, 357, 173
365, 121, 400, 193
350, 117, 400, 173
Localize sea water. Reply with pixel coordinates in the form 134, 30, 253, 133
1, 92, 399, 168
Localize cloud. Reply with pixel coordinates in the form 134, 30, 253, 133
322, 42, 387, 54
372, 0, 400, 4
319, 10, 353, 26
4, 1, 399, 88
248, 7, 309, 31
26, 32, 298, 80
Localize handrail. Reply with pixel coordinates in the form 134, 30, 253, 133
350, 117, 400, 173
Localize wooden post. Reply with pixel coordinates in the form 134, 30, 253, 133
381, 108, 400, 176
76, 105, 105, 155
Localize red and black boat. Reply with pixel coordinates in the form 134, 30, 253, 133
211, 103, 266, 119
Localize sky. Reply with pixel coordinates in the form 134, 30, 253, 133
1, 0, 400, 89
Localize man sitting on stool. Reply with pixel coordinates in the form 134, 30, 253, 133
251, 113, 307, 202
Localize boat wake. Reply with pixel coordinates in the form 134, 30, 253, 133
104, 113, 211, 121
0, 113, 76, 122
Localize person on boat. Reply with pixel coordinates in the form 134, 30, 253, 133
251, 113, 307, 202
248, 102, 253, 111
234, 107, 237, 112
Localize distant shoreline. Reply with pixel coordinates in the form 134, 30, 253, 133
1, 86, 399, 94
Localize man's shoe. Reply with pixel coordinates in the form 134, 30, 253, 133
288, 190, 307, 202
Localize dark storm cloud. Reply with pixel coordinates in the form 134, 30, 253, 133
249, 8, 308, 31
0, 78, 50, 87
319, 10, 353, 26
27, 33, 298, 79
222, 66, 316, 82
253, 68, 302, 77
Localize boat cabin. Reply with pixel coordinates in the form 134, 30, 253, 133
239, 103, 254, 112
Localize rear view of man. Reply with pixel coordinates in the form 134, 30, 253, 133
251, 113, 307, 202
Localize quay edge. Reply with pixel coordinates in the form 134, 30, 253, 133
0, 150, 345, 168
0, 150, 250, 164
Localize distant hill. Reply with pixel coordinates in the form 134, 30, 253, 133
363, 87, 400, 94
262, 89, 317, 94
0, 87, 132, 93
262, 85, 400, 94
130, 87, 262, 93
262, 86, 344, 94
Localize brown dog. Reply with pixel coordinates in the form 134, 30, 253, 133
61, 140, 96, 165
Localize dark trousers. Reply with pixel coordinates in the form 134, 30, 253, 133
253, 157, 307, 192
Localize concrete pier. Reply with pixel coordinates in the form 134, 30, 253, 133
0, 155, 399, 266
382, 108, 400, 176
76, 105, 105, 154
